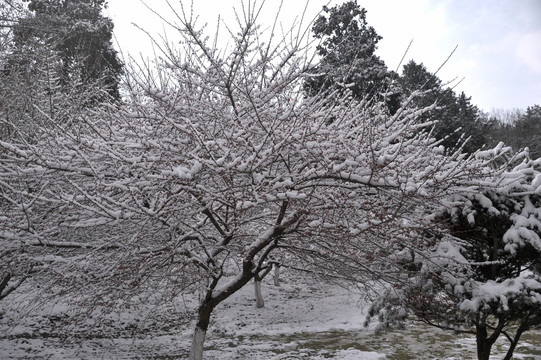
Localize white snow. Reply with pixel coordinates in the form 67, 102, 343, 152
1, 272, 540, 359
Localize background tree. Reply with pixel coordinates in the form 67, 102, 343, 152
486, 105, 541, 159
1, 0, 119, 295
484, 108, 523, 150
399, 60, 489, 154
10, 0, 122, 101
367, 150, 541, 360
304, 0, 400, 113
1, 0, 118, 140
0, 0, 24, 138
0, 43, 108, 141
512, 105, 541, 159
0, 1, 25, 56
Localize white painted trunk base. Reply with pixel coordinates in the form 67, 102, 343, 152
273, 265, 280, 286
189, 326, 206, 360
254, 280, 264, 308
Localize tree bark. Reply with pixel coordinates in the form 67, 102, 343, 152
491, 233, 499, 279
253, 265, 273, 308
188, 212, 298, 359
476, 323, 492, 360
0, 273, 11, 298
503, 323, 526, 360
189, 326, 206, 360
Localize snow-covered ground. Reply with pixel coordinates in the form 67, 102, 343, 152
1, 272, 540, 359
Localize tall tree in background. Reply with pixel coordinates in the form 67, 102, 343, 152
513, 105, 541, 159
398, 59, 455, 122
10, 0, 122, 101
485, 108, 523, 150
453, 91, 487, 151
1, 0, 110, 140
486, 105, 541, 159
304, 1, 399, 113
0, 1, 23, 55
399, 60, 488, 153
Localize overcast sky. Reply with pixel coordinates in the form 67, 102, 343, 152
106, 0, 541, 113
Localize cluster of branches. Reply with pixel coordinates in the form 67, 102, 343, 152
1, 1, 540, 360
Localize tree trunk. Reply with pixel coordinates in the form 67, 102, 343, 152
253, 266, 272, 308
188, 214, 298, 359
189, 326, 206, 360
189, 305, 212, 360
273, 264, 280, 286
0, 273, 11, 299
503, 323, 526, 360
254, 279, 264, 308
476, 323, 492, 360
491, 233, 499, 279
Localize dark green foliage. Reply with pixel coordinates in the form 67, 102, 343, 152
399, 60, 489, 153
513, 105, 541, 159
304, 1, 399, 113
445, 192, 540, 282
451, 92, 487, 152
367, 157, 541, 360
10, 0, 122, 101
487, 105, 541, 159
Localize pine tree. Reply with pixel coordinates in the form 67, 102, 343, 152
11, 0, 122, 101
399, 60, 488, 153
304, 1, 399, 113
514, 105, 541, 159
367, 154, 541, 360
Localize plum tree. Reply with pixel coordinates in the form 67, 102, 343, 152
0, 2, 513, 359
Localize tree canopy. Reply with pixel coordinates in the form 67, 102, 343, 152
0, 3, 512, 358
11, 0, 122, 100
367, 148, 541, 360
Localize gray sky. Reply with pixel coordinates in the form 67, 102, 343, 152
107, 0, 541, 112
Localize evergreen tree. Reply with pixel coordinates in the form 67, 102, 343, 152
367, 155, 541, 360
10, 0, 122, 101
304, 1, 399, 113
454, 91, 487, 151
0, 0, 26, 61
399, 60, 488, 153
485, 106, 540, 159
514, 105, 541, 159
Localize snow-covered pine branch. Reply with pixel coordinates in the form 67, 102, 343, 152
367, 153, 541, 360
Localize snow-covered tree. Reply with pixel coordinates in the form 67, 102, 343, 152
511, 105, 541, 160
367, 148, 541, 360
0, 2, 510, 360
1, 0, 113, 141
0, 1, 25, 55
